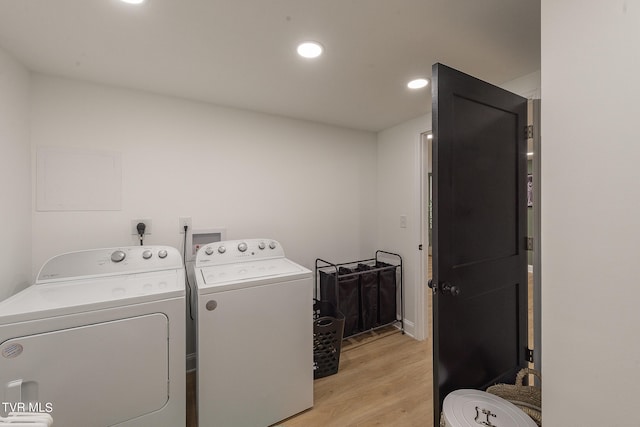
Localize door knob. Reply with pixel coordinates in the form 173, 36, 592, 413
428, 279, 437, 294
442, 283, 461, 297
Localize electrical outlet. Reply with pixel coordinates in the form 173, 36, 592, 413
131, 219, 152, 235
179, 217, 192, 233
400, 214, 407, 228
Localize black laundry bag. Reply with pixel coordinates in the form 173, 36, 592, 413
319, 268, 360, 337
376, 261, 397, 325
356, 263, 379, 331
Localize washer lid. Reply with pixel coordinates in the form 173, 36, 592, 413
196, 258, 311, 293
442, 389, 537, 427
0, 269, 185, 325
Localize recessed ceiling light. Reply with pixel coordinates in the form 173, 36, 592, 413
297, 42, 323, 59
427, 134, 434, 140
120, 0, 146, 4
407, 78, 429, 89
527, 152, 534, 156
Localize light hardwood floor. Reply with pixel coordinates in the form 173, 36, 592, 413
187, 370, 196, 427
186, 326, 434, 427
281, 327, 433, 426
186, 258, 534, 427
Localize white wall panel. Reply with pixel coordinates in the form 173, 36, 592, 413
0, 47, 31, 300
376, 114, 430, 338
29, 75, 377, 279
541, 1, 640, 424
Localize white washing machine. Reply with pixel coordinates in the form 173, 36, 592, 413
193, 238, 313, 427
0, 246, 186, 427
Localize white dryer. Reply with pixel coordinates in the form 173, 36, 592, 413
0, 246, 186, 427
194, 239, 313, 427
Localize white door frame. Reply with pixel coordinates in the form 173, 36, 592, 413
415, 131, 431, 341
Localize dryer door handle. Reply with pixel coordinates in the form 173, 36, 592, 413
6, 379, 23, 403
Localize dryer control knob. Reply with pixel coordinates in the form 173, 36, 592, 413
111, 250, 126, 263
269, 241, 277, 250
205, 246, 214, 255
142, 250, 153, 259
238, 242, 248, 252
258, 241, 266, 250
158, 249, 168, 259
218, 246, 226, 254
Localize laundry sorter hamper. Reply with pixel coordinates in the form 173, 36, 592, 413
315, 251, 403, 339
313, 299, 345, 379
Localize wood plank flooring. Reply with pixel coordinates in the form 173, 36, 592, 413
281, 328, 433, 427
187, 370, 196, 427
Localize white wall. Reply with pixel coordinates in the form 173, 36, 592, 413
541, 2, 640, 425
376, 113, 430, 338
500, 70, 541, 99
0, 47, 31, 301
30, 74, 377, 276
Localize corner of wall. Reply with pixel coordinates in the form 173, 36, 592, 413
375, 113, 430, 340
0, 47, 32, 300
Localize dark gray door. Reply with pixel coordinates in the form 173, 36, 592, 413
431, 63, 528, 425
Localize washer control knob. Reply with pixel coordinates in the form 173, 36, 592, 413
142, 250, 153, 259
238, 242, 248, 252
111, 250, 126, 263
218, 246, 226, 254
158, 249, 168, 259
269, 241, 277, 250
258, 241, 266, 250
205, 246, 214, 255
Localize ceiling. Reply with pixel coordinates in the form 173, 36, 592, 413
0, 0, 540, 132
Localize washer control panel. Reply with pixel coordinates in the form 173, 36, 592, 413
196, 239, 285, 267
36, 246, 183, 284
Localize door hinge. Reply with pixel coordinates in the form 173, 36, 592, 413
526, 347, 534, 363
525, 125, 534, 139
418, 244, 423, 250
526, 237, 534, 251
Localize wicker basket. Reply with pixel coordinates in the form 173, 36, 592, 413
313, 299, 345, 379
486, 368, 542, 426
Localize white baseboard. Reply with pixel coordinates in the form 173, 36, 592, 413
401, 319, 416, 339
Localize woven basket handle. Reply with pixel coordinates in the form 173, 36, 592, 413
516, 368, 542, 387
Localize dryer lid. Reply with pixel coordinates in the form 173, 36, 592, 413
0, 269, 185, 325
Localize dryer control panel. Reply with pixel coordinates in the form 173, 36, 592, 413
195, 239, 285, 267
36, 246, 183, 284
